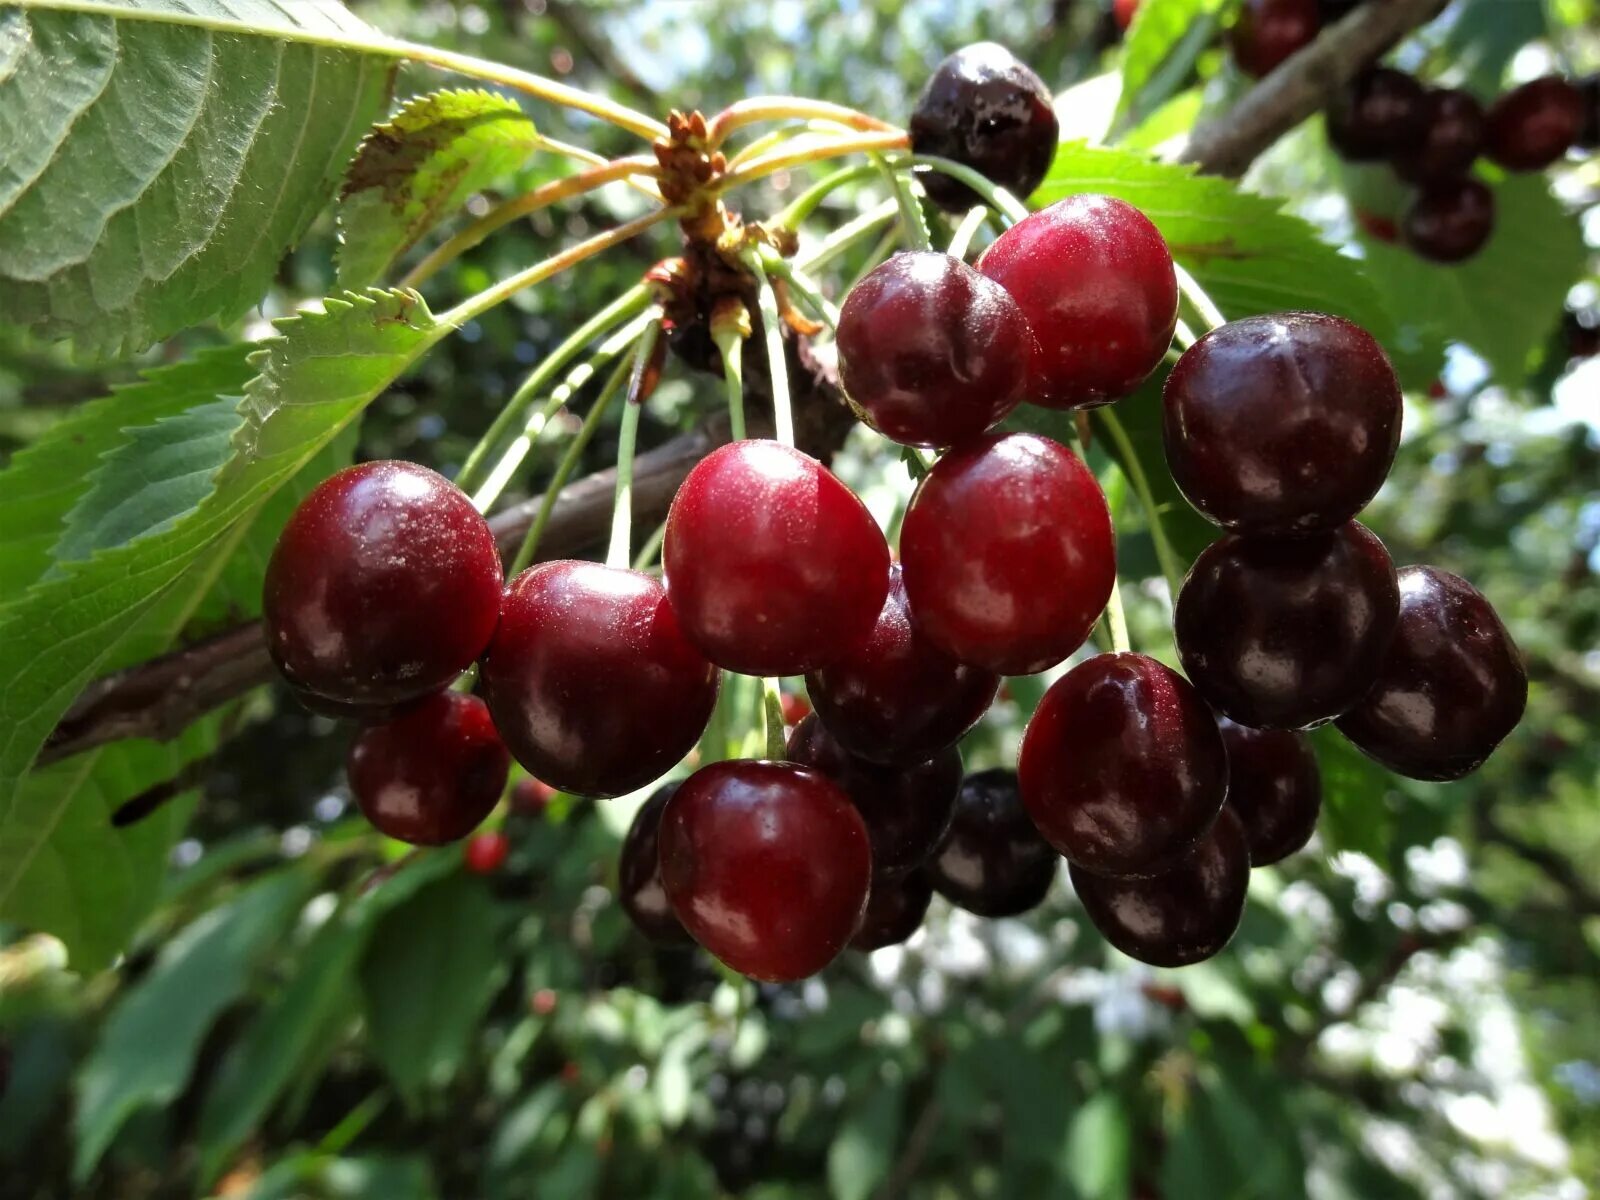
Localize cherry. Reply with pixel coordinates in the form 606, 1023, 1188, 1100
1353, 208, 1399, 243
1070, 806, 1249, 967
908, 42, 1059, 212
1402, 178, 1494, 264
512, 777, 557, 815
1216, 716, 1322, 865
899, 433, 1115, 675
805, 564, 999, 766
851, 871, 933, 952
1326, 67, 1428, 162
658, 760, 871, 981
263, 461, 503, 710
619, 783, 692, 944
779, 691, 812, 727
1393, 88, 1485, 183
837, 252, 1032, 448
1112, 0, 1140, 32
464, 830, 511, 875
1578, 76, 1600, 150
925, 769, 1056, 917
1484, 76, 1585, 171
1336, 567, 1526, 781
1019, 653, 1228, 878
1230, 0, 1321, 80
1162, 311, 1402, 538
1175, 521, 1401, 730
786, 714, 961, 877
978, 195, 1178, 409
347, 691, 510, 845
481, 560, 718, 799
663, 440, 890, 676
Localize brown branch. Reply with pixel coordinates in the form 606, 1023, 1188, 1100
1182, 0, 1448, 178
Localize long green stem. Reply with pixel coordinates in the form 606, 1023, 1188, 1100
761, 679, 787, 761
1173, 263, 1227, 332
714, 322, 748, 441
946, 206, 990, 260
607, 320, 662, 569
759, 245, 839, 332
1097, 409, 1185, 595
906, 155, 1030, 224
707, 97, 900, 147
1104, 580, 1132, 654
632, 519, 668, 572
875, 154, 931, 251
718, 130, 909, 191
746, 254, 795, 447
775, 163, 880, 229
795, 200, 898, 272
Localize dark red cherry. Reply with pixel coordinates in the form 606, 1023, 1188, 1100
1230, 0, 1321, 80
926, 769, 1056, 917
1019, 653, 1228, 878
805, 564, 999, 766
977, 195, 1178, 409
1403, 178, 1494, 264
1485, 76, 1585, 171
464, 830, 510, 875
1070, 806, 1249, 967
899, 433, 1115, 675
1162, 312, 1402, 538
1578, 76, 1600, 150
786, 714, 961, 877
1326, 67, 1428, 162
1216, 716, 1321, 866
837, 252, 1032, 448
619, 783, 692, 944
658, 761, 872, 981
347, 691, 510, 845
908, 42, 1059, 211
851, 871, 933, 952
481, 560, 718, 799
1354, 208, 1400, 243
1336, 567, 1526, 781
663, 440, 890, 676
1393, 88, 1485, 184
1317, 0, 1359, 18
1175, 521, 1401, 730
264, 461, 503, 710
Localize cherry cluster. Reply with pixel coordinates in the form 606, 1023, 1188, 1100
1227, 0, 1357, 80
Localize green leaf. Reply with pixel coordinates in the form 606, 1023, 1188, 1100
337, 89, 540, 289
826, 1080, 903, 1200
1116, 0, 1230, 128
74, 870, 311, 1180
0, 0, 397, 356
1311, 726, 1394, 860
1065, 1093, 1131, 1200
1442, 0, 1548, 93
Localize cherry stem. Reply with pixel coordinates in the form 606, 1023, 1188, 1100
774, 163, 879, 229
631, 519, 668, 572
1174, 263, 1227, 332
876, 153, 932, 251
705, 97, 900, 148
759, 246, 839, 331
400, 156, 662, 290
946, 205, 990, 260
844, 216, 904, 294
796, 200, 898, 276
606, 317, 662, 570
718, 130, 910, 191
1105, 578, 1133, 655
1097, 409, 1186, 595
906, 155, 1030, 224
1174, 318, 1200, 350
714, 324, 748, 441
761, 679, 788, 762
745, 252, 796, 446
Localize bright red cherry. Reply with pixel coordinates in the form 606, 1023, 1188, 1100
1394, 88, 1486, 184
899, 433, 1115, 675
263, 461, 503, 710
658, 761, 872, 981
1020, 653, 1228, 878
618, 783, 692, 944
851, 871, 933, 952
1337, 567, 1526, 781
926, 769, 1056, 917
977, 195, 1178, 409
837, 252, 1032, 448
1112, 0, 1140, 32
787, 715, 961, 877
1216, 716, 1322, 866
1403, 178, 1495, 264
1230, 0, 1322, 80
1162, 312, 1402, 538
481, 560, 718, 799
779, 691, 812, 727
1326, 67, 1428, 162
1485, 76, 1585, 171
347, 691, 510, 846
1175, 522, 1401, 730
805, 564, 999, 766
663, 440, 890, 676
464, 830, 510, 875
1070, 806, 1250, 967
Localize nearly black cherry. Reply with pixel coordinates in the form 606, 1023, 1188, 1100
925, 769, 1057, 917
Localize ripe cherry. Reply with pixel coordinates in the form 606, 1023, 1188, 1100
978, 195, 1178, 409
1112, 0, 1140, 32
851, 871, 933, 952
1326, 67, 1428, 162
1403, 178, 1495, 264
1175, 521, 1401, 730
837, 252, 1032, 448
899, 433, 1115, 675
1162, 311, 1401, 538
481, 560, 718, 799
1578, 76, 1600, 150
1216, 716, 1322, 866
926, 769, 1056, 917
908, 42, 1059, 212
1485, 76, 1585, 171
1336, 567, 1526, 781
347, 691, 510, 845
787, 714, 961, 877
464, 830, 511, 875
1070, 806, 1250, 967
779, 691, 812, 727
658, 761, 871, 981
1230, 0, 1321, 80
805, 564, 998, 766
619, 783, 692, 944
663, 440, 890, 676
263, 461, 503, 710
1020, 653, 1228, 878
1393, 88, 1485, 184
